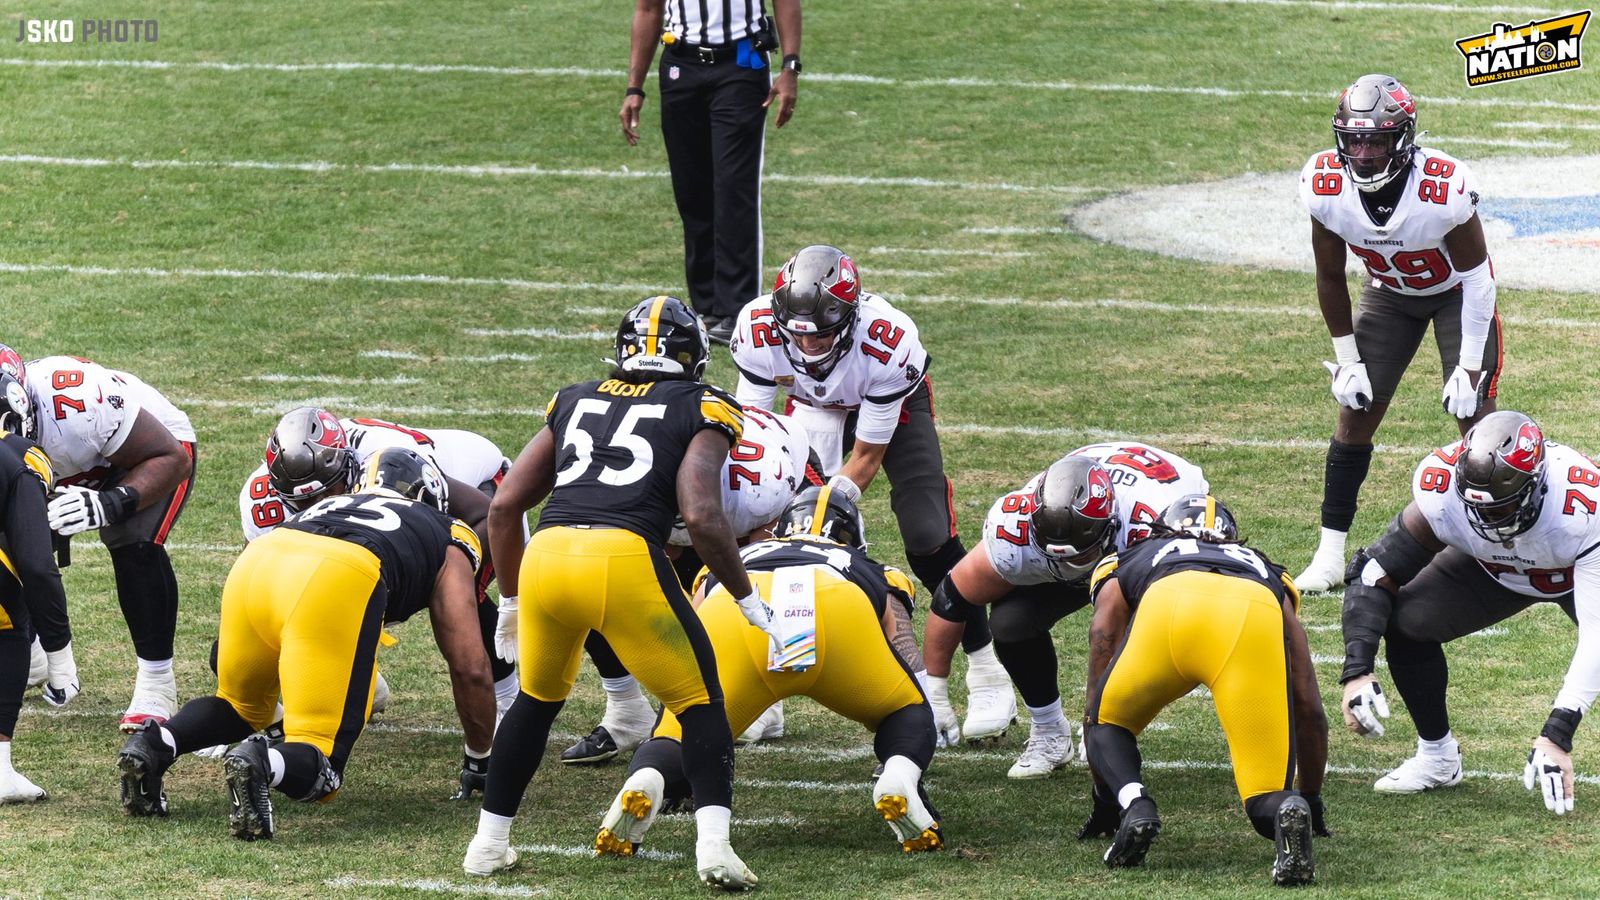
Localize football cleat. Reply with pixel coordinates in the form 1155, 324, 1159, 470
1007, 724, 1072, 779
1103, 795, 1160, 868
872, 755, 943, 853
962, 648, 1017, 744
564, 694, 656, 765
371, 671, 390, 715
463, 835, 519, 876
735, 702, 785, 746
26, 638, 47, 688
595, 768, 665, 857
696, 839, 759, 890
117, 720, 174, 817
223, 736, 275, 841
120, 669, 178, 734
1373, 749, 1464, 794
1272, 795, 1316, 887
1293, 549, 1346, 594
0, 769, 48, 804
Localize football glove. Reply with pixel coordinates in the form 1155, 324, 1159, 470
1306, 792, 1331, 837
1077, 785, 1121, 840
1525, 738, 1575, 815
1441, 366, 1484, 419
452, 747, 490, 801
46, 485, 138, 536
1341, 675, 1389, 738
826, 474, 862, 503
493, 595, 518, 664
733, 587, 783, 648
41, 645, 80, 707
1322, 360, 1372, 412
922, 676, 961, 748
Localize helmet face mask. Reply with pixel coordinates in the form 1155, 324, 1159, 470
774, 484, 866, 550
1456, 412, 1547, 542
771, 245, 861, 380
358, 446, 449, 513
1032, 456, 1119, 580
265, 407, 356, 513
616, 295, 709, 380
1333, 73, 1417, 193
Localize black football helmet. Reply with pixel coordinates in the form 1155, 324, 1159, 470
1032, 455, 1120, 579
771, 245, 861, 379
1333, 74, 1418, 192
357, 446, 449, 513
774, 483, 866, 550
1456, 411, 1548, 542
616, 295, 709, 380
1160, 493, 1239, 541
265, 407, 357, 512
0, 370, 34, 439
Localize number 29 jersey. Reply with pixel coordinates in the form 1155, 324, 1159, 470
537, 378, 744, 546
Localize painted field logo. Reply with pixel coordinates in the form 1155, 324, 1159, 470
1455, 10, 1589, 87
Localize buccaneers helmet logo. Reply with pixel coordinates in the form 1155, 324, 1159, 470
1503, 422, 1545, 474
1077, 467, 1116, 520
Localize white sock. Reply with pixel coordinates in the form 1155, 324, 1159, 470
0, 740, 13, 772
965, 643, 998, 667
266, 747, 286, 786
1317, 528, 1348, 560
137, 657, 174, 678
477, 808, 514, 841
879, 753, 923, 787
601, 675, 643, 702
1418, 732, 1459, 758
694, 804, 732, 845
493, 674, 519, 706
1026, 701, 1066, 730
1118, 782, 1147, 810
157, 726, 178, 756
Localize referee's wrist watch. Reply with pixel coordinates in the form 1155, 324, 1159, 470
781, 54, 802, 74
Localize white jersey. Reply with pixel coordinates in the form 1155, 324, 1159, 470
24, 355, 195, 484
1299, 146, 1480, 297
983, 442, 1209, 585
669, 407, 813, 546
239, 417, 509, 541
731, 292, 928, 447
1411, 440, 1600, 598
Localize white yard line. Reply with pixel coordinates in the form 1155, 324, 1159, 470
244, 373, 421, 385
517, 843, 684, 862
1166, 0, 1559, 13
742, 778, 874, 793
325, 876, 545, 897
463, 327, 610, 341
867, 247, 1035, 258
175, 396, 547, 418
961, 226, 1069, 235
868, 268, 942, 278
0, 260, 672, 294
1429, 136, 1570, 149
939, 422, 1435, 456
1498, 120, 1600, 132
360, 350, 541, 363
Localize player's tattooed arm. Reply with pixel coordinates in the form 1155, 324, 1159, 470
883, 600, 925, 673
1084, 578, 1131, 719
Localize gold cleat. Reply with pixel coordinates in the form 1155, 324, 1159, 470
621, 789, 653, 818
901, 826, 944, 853
595, 770, 665, 858
875, 794, 909, 821
594, 827, 636, 857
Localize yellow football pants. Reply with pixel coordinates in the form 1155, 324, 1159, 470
216, 529, 384, 758
653, 569, 926, 741
1095, 569, 1293, 803
518, 526, 717, 713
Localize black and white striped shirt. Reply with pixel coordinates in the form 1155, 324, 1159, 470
664, 0, 766, 47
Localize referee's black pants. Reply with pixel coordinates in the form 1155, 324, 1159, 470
658, 50, 769, 321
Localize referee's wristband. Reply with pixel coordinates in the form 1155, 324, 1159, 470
625, 86, 646, 99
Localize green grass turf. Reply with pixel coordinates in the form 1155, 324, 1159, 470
2, 1, 1599, 896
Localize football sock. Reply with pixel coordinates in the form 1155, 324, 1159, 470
1246, 790, 1297, 839
266, 747, 286, 786
163, 695, 254, 755
110, 542, 179, 662
1314, 527, 1347, 562
1026, 701, 1066, 730
874, 703, 936, 770
1386, 632, 1451, 741
477, 808, 513, 841
994, 632, 1059, 708
0, 628, 27, 737
1117, 782, 1148, 810
0, 741, 11, 772
137, 657, 173, 678
694, 804, 732, 845
1086, 723, 1143, 800
157, 726, 178, 756
481, 693, 563, 818
677, 701, 734, 810
628, 738, 691, 806
1418, 732, 1459, 758
1320, 439, 1374, 532
601, 675, 644, 703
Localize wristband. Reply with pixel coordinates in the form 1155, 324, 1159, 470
1331, 333, 1360, 367
624, 86, 646, 98
103, 485, 142, 525
1541, 707, 1583, 753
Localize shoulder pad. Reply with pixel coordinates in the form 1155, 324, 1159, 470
692, 565, 713, 597
543, 390, 560, 421
699, 387, 745, 443
449, 519, 483, 573
21, 443, 53, 490
883, 566, 917, 603
1089, 554, 1120, 595
1279, 571, 1301, 614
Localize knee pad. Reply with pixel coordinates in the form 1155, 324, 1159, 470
1348, 513, 1437, 588
906, 537, 966, 594
928, 576, 972, 624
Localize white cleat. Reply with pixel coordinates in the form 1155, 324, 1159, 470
735, 702, 785, 746
962, 647, 1017, 744
1007, 725, 1072, 779
873, 755, 943, 852
463, 835, 519, 876
1293, 552, 1347, 594
120, 670, 178, 734
0, 769, 47, 804
594, 768, 665, 857
1374, 749, 1464, 794
371, 671, 391, 715
697, 840, 758, 890
26, 638, 48, 689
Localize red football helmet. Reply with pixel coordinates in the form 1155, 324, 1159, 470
0, 344, 26, 382
1333, 74, 1418, 192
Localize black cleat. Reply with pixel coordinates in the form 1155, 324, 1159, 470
224, 735, 275, 841
1272, 795, 1316, 887
117, 720, 174, 818
561, 726, 622, 765
706, 317, 736, 347
1103, 795, 1160, 868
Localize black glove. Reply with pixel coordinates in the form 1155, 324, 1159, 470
452, 751, 489, 800
1306, 792, 1331, 837
1077, 786, 1120, 840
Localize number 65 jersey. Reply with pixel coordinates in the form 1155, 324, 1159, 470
1299, 146, 1480, 297
983, 442, 1208, 586
1411, 439, 1600, 597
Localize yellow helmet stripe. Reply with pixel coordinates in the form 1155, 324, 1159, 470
1203, 494, 1217, 531
809, 484, 833, 536
362, 450, 385, 491
645, 295, 668, 358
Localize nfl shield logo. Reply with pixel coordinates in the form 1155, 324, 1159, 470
668, 66, 680, 80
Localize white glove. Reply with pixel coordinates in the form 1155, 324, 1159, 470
494, 595, 519, 664
923, 676, 961, 748
41, 645, 80, 707
193, 743, 230, 760
1441, 366, 1483, 419
1525, 738, 1575, 815
733, 587, 783, 648
1341, 676, 1390, 738
826, 474, 862, 503
1322, 360, 1373, 412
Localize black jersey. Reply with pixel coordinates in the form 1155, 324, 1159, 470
537, 377, 743, 545
0, 433, 68, 642
701, 535, 914, 618
286, 492, 482, 623
1091, 535, 1299, 613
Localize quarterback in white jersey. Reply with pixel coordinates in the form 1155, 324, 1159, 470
1338, 412, 1600, 809
12, 349, 198, 732
1295, 73, 1501, 594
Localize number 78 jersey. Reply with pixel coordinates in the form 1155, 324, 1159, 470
1300, 146, 1479, 296
983, 442, 1208, 586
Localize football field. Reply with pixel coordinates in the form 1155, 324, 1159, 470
2, 1, 1599, 896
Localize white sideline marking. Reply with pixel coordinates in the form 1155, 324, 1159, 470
73, 541, 240, 554
176, 396, 547, 418
743, 778, 873, 793
867, 247, 1035, 258
1499, 120, 1600, 132
463, 327, 610, 341
1431, 136, 1570, 149
939, 422, 1434, 457
869, 268, 941, 278
0, 154, 1089, 196
361, 350, 542, 363
245, 373, 421, 385
1304, 623, 1507, 638
7, 56, 1597, 111
518, 843, 684, 862
1171, 0, 1559, 13
0, 260, 672, 295
961, 226, 1068, 235
325, 876, 544, 897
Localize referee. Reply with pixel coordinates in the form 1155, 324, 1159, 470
620, 0, 802, 346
